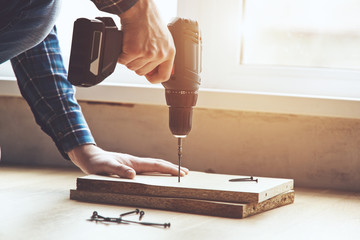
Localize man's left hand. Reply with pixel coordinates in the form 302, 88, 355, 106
68, 144, 188, 178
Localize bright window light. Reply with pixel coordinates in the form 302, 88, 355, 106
241, 0, 360, 70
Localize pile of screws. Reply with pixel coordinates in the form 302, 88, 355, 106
88, 209, 171, 228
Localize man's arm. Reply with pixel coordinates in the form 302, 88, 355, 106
11, 27, 95, 159
11, 27, 188, 178
91, 0, 175, 83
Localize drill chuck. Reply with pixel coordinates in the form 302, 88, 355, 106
168, 107, 193, 137
165, 88, 198, 137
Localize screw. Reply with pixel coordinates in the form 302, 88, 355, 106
91, 211, 98, 219
123, 219, 171, 228
91, 211, 106, 219
229, 176, 258, 182
139, 211, 145, 221
120, 209, 140, 217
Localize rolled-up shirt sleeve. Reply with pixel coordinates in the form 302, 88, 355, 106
11, 27, 95, 160
91, 0, 138, 15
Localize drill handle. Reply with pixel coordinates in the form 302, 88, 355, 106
162, 17, 202, 92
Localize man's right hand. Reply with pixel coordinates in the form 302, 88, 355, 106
117, 0, 175, 84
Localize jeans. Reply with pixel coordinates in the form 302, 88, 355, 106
0, 0, 61, 64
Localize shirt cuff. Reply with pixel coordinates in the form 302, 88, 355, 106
48, 110, 96, 160
91, 0, 139, 15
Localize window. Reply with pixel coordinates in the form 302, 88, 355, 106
241, 0, 360, 69
178, 0, 360, 99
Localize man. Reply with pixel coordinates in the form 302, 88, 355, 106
0, 0, 188, 178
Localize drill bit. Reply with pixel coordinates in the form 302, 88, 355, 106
177, 138, 183, 182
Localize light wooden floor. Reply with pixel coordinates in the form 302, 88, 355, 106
0, 165, 359, 240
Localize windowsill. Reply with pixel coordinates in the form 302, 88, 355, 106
1, 77, 360, 119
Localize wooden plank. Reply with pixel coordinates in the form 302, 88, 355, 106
75, 171, 293, 203
70, 189, 295, 218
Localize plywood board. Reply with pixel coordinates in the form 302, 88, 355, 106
70, 189, 295, 218
75, 171, 293, 203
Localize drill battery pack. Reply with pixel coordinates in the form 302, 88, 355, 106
68, 17, 123, 87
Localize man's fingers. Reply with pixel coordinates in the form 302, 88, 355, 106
104, 161, 136, 179
125, 58, 148, 71
132, 157, 188, 176
145, 59, 173, 83
118, 51, 139, 66
180, 166, 190, 174
135, 62, 159, 77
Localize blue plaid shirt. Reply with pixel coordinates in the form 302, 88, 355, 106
11, 0, 138, 159
91, 0, 138, 15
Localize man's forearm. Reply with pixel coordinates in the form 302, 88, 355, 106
11, 27, 95, 159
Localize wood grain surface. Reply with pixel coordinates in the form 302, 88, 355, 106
70, 189, 295, 218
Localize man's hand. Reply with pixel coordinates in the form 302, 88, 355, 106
117, 0, 175, 84
68, 144, 188, 179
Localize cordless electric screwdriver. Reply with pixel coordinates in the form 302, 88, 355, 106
68, 17, 202, 182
